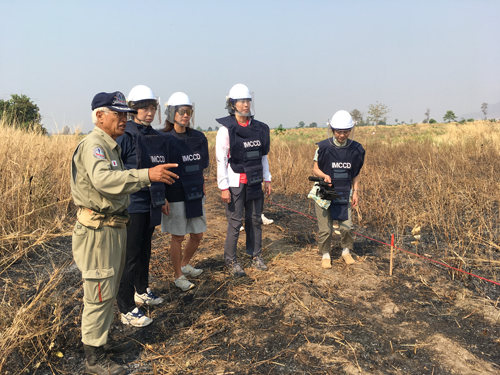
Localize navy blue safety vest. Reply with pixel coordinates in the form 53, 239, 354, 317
216, 115, 270, 201
163, 129, 208, 219
124, 121, 170, 227
316, 139, 365, 221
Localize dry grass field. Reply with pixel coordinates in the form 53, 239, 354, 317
1, 120, 500, 374
0, 120, 79, 262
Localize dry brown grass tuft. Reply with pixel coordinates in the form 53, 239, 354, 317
0, 120, 82, 373
359, 123, 500, 281
0, 260, 80, 372
0, 120, 79, 270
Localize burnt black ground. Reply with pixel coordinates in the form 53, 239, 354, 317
2, 184, 500, 374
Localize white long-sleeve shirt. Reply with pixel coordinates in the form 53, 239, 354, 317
215, 123, 271, 190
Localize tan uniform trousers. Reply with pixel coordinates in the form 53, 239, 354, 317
314, 202, 354, 254
72, 220, 127, 347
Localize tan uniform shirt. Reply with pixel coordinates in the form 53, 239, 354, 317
70, 127, 151, 214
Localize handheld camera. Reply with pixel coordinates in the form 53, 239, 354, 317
308, 176, 340, 201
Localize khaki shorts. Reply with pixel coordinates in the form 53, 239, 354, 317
161, 197, 207, 236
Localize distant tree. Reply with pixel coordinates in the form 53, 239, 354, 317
377, 120, 386, 125
422, 119, 428, 124
350, 109, 364, 125
61, 126, 71, 135
366, 101, 390, 126
215, 126, 219, 131
207, 126, 213, 132
196, 126, 203, 132
394, 118, 398, 124
297, 121, 305, 128
429, 119, 437, 124
424, 108, 431, 123
481, 102, 488, 120
467, 118, 474, 122
443, 110, 457, 123
309, 122, 318, 128
274, 124, 286, 135
0, 94, 45, 133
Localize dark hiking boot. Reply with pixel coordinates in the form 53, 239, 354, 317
104, 338, 135, 354
83, 344, 126, 375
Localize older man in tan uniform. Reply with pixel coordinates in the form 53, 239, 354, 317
71, 91, 177, 375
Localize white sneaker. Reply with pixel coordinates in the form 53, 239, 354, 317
261, 214, 274, 225
134, 288, 164, 305
181, 264, 203, 277
121, 307, 153, 327
240, 225, 245, 231
174, 275, 195, 291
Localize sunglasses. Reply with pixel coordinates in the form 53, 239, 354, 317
178, 108, 193, 116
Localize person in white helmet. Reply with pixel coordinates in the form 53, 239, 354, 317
308, 110, 365, 268
161, 92, 209, 291
115, 85, 168, 327
216, 84, 272, 277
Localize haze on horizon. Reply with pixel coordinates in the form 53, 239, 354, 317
1, 0, 499, 133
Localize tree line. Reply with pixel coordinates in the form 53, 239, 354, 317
1, 95, 497, 136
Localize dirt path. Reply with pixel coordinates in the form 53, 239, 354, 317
3, 182, 500, 374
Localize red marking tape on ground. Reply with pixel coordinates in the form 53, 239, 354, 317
265, 199, 500, 287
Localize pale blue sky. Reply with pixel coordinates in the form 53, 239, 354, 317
1, 0, 499, 133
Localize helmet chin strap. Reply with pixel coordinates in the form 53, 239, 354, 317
133, 115, 151, 126
175, 121, 188, 127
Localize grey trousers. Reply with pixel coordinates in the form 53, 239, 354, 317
314, 202, 354, 254
224, 185, 263, 265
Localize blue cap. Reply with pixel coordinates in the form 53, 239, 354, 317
91, 91, 137, 113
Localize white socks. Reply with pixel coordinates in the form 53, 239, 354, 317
342, 248, 350, 255
322, 253, 330, 260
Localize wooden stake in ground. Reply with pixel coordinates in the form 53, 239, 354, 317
390, 234, 394, 276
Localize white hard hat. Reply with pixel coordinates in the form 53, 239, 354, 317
127, 85, 156, 103
165, 92, 193, 125
166, 92, 192, 107
228, 84, 251, 100
328, 110, 354, 130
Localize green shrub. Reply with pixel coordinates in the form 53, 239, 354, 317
274, 124, 287, 135
0, 94, 46, 133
